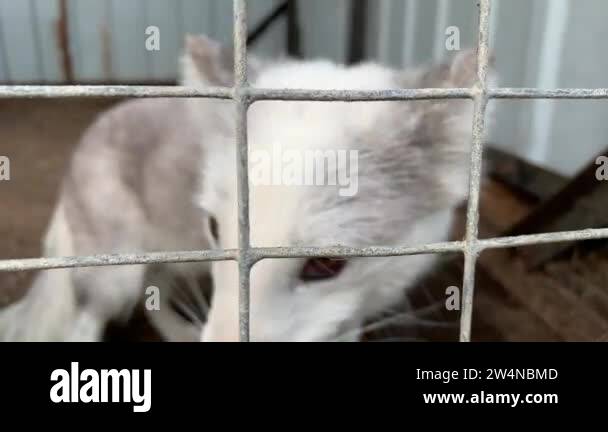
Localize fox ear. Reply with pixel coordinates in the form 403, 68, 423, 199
416, 48, 496, 88
449, 48, 497, 87
383, 49, 498, 209
180, 34, 266, 87
448, 49, 479, 87
180, 34, 235, 87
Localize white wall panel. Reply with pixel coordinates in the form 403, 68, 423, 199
145, 0, 182, 80
31, 0, 63, 82
180, 0, 214, 37
68, 0, 109, 81
0, 0, 42, 82
109, 0, 149, 81
0, 5, 9, 82
298, 0, 350, 64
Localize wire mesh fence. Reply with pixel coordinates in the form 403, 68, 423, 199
1, 0, 608, 341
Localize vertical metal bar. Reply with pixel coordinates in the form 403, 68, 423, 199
234, 0, 251, 342
459, 0, 491, 342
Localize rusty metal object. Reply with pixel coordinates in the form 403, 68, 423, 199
55, 0, 74, 83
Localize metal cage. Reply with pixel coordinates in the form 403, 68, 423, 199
1, 0, 608, 342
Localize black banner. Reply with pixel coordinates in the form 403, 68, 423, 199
1, 343, 606, 420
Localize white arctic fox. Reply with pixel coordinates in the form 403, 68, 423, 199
0, 35, 493, 342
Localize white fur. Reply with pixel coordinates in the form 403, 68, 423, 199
0, 204, 90, 341
0, 37, 485, 342
197, 57, 474, 342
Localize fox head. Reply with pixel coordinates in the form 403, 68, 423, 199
180, 35, 494, 342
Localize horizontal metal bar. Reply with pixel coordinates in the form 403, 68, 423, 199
250, 242, 464, 261
0, 85, 234, 99
0, 85, 472, 100
0, 250, 237, 272
247, 87, 473, 101
0, 243, 463, 273
490, 88, 608, 99
2, 227, 608, 273
478, 228, 608, 250
3, 85, 608, 101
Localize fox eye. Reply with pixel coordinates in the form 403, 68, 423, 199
299, 258, 347, 282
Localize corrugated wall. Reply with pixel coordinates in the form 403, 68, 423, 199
0, 0, 605, 177
0, 0, 286, 83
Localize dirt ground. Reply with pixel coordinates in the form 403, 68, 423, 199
0, 98, 121, 306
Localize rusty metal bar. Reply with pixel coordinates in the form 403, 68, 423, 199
57, 0, 74, 83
